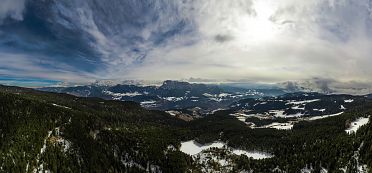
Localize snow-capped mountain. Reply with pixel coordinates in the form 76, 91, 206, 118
39, 80, 281, 113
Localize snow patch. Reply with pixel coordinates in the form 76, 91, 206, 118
180, 140, 225, 155
269, 110, 286, 118
166, 110, 179, 116
307, 112, 344, 121
56, 138, 72, 153
313, 108, 326, 112
140, 100, 157, 108
163, 97, 184, 102
345, 117, 370, 134
288, 99, 320, 105
180, 140, 273, 160
103, 90, 142, 100
344, 99, 354, 103
232, 150, 273, 159
33, 130, 52, 173
51, 103, 71, 109
255, 122, 293, 130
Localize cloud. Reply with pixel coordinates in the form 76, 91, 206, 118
279, 77, 372, 95
117, 0, 372, 83
0, 51, 98, 83
214, 34, 234, 43
2, 0, 372, 91
0, 0, 26, 23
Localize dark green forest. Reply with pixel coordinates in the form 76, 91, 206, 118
0, 85, 371, 172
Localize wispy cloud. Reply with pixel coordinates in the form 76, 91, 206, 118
1, 0, 372, 90
0, 0, 26, 23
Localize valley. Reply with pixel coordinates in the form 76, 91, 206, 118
0, 83, 372, 172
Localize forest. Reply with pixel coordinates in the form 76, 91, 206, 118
0, 85, 371, 172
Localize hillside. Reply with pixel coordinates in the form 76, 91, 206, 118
0, 85, 372, 172
38, 81, 279, 113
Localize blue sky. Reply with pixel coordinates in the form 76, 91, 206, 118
1, 0, 372, 87
0, 76, 59, 87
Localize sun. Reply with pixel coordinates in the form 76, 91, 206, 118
233, 0, 280, 46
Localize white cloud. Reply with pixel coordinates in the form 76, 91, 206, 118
3, 0, 372, 90
0, 52, 98, 83
0, 0, 26, 23
103, 0, 372, 84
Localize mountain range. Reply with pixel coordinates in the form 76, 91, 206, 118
39, 80, 285, 114
1, 83, 372, 172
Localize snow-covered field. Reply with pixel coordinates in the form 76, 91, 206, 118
140, 100, 157, 108
52, 103, 71, 109
180, 140, 225, 155
255, 122, 294, 130
103, 91, 142, 100
232, 111, 346, 130
180, 140, 273, 159
344, 99, 354, 103
345, 117, 370, 134
287, 99, 320, 105
163, 97, 184, 102
232, 150, 273, 159
307, 112, 344, 121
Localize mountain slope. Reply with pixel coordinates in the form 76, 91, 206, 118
0, 85, 192, 172
1, 85, 372, 172
39, 81, 272, 113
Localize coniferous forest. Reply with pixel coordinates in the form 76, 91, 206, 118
0, 85, 371, 173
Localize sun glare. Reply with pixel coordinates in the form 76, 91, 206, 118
234, 0, 279, 46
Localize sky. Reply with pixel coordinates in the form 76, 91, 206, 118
1, 0, 372, 88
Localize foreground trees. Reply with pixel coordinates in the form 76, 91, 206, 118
0, 85, 371, 172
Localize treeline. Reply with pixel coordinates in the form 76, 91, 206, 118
0, 86, 193, 172
1, 85, 372, 172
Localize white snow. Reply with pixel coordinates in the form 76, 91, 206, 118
56, 138, 72, 153
269, 110, 286, 118
288, 99, 320, 105
301, 168, 313, 173
236, 116, 247, 123
230, 112, 256, 123
320, 167, 328, 173
140, 100, 157, 107
180, 140, 225, 155
232, 150, 273, 159
202, 93, 214, 97
209, 97, 224, 102
341, 105, 346, 110
33, 130, 53, 173
103, 91, 142, 99
313, 108, 326, 112
307, 112, 344, 121
292, 105, 305, 110
163, 97, 184, 102
140, 100, 156, 104
40, 131, 52, 154
344, 99, 354, 103
345, 117, 370, 134
166, 110, 179, 116
231, 112, 254, 118
51, 104, 71, 109
285, 112, 305, 118
180, 140, 273, 160
357, 165, 369, 173
218, 93, 231, 97
255, 122, 293, 130
194, 151, 233, 172
203, 93, 230, 102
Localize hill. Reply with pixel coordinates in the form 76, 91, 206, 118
0, 85, 372, 172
